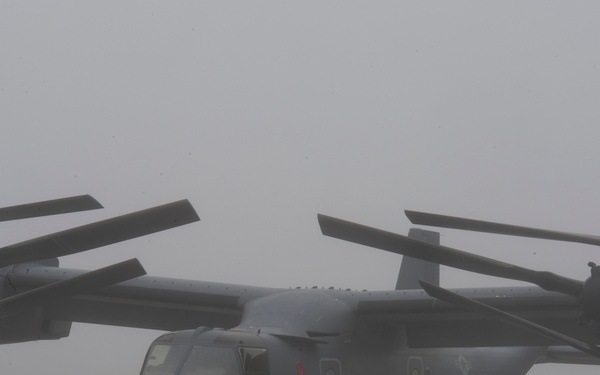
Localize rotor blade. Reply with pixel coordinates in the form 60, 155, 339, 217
406, 210, 600, 247
0, 195, 103, 222
0, 258, 146, 315
419, 280, 600, 359
318, 214, 583, 297
0, 200, 200, 268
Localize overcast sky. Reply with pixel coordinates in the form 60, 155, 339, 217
1, 2, 599, 374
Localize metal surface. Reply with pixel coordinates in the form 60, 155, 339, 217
2, 197, 600, 374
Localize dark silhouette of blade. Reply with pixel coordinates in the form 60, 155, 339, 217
0, 195, 103, 222
419, 280, 600, 359
0, 200, 200, 268
406, 210, 600, 246
318, 214, 583, 297
0, 258, 146, 315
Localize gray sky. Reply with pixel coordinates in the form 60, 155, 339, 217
1, 2, 599, 374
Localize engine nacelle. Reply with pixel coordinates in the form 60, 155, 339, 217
0, 307, 71, 344
0, 262, 72, 344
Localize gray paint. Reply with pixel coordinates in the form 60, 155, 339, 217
3, 217, 599, 374
396, 228, 441, 289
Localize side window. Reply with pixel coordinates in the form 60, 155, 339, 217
319, 359, 341, 375
238, 348, 269, 375
181, 346, 240, 375
407, 356, 423, 375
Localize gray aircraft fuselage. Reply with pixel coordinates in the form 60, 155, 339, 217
138, 286, 559, 375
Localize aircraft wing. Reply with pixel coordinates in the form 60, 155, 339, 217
6, 264, 279, 332
5, 263, 597, 351
343, 286, 596, 349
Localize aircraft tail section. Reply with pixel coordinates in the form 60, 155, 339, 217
395, 228, 440, 290
536, 346, 600, 366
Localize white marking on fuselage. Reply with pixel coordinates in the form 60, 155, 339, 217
455, 355, 472, 375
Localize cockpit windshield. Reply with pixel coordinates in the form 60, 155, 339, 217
142, 344, 188, 375
141, 337, 269, 375
180, 346, 240, 375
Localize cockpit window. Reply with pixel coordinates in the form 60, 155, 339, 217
238, 348, 269, 375
142, 344, 188, 375
180, 346, 240, 375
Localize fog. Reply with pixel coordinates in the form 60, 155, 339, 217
1, 2, 599, 374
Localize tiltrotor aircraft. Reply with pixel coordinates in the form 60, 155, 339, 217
2, 195, 600, 375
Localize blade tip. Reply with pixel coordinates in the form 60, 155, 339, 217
317, 214, 335, 235
404, 210, 420, 224
84, 195, 104, 210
